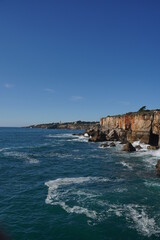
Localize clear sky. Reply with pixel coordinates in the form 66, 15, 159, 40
0, 0, 160, 126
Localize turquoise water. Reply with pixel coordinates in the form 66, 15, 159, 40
0, 128, 160, 240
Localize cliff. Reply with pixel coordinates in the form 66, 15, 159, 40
100, 110, 160, 146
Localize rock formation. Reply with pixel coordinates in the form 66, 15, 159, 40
122, 142, 136, 152
88, 130, 106, 142
100, 110, 160, 147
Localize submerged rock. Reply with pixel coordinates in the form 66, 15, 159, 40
72, 133, 84, 136
135, 145, 143, 150
100, 143, 109, 148
156, 159, 160, 176
110, 142, 116, 147
122, 142, 136, 152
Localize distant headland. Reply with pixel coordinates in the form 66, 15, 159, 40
27, 120, 100, 130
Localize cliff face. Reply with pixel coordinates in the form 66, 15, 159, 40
100, 111, 160, 146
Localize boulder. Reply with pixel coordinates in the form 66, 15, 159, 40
156, 159, 160, 176
110, 142, 116, 147
135, 145, 143, 150
88, 130, 106, 142
72, 133, 83, 136
147, 145, 159, 150
100, 143, 109, 148
122, 142, 136, 152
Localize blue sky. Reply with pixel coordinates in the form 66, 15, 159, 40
0, 0, 160, 126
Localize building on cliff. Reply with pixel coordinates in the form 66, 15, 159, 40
100, 110, 160, 147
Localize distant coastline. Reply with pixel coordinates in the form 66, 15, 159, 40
26, 120, 99, 130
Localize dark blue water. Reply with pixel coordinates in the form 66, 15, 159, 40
0, 128, 160, 240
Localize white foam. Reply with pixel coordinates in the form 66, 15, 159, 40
57, 202, 97, 219
84, 133, 89, 137
67, 138, 88, 143
4, 151, 39, 164
132, 141, 160, 158
45, 176, 109, 190
144, 181, 160, 188
0, 147, 11, 152
132, 141, 149, 151
67, 135, 88, 143
126, 205, 160, 237
107, 204, 160, 237
45, 178, 160, 236
120, 161, 133, 170
45, 176, 109, 220
46, 133, 74, 138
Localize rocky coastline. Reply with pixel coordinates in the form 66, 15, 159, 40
85, 109, 160, 147
82, 109, 160, 175
27, 121, 100, 130
27, 109, 160, 175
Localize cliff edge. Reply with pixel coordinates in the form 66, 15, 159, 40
99, 110, 160, 147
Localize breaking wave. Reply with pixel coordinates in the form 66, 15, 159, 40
45, 177, 109, 220
3, 151, 39, 164
46, 133, 74, 138
120, 161, 133, 170
107, 204, 160, 237
45, 177, 160, 237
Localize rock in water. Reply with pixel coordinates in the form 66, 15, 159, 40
147, 145, 159, 150
88, 130, 106, 142
110, 142, 116, 147
156, 159, 160, 176
122, 142, 136, 152
100, 143, 109, 148
135, 145, 143, 150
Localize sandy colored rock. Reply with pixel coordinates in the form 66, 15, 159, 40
100, 110, 160, 147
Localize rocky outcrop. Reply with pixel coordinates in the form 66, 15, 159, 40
122, 142, 136, 152
106, 130, 119, 141
88, 130, 106, 142
100, 110, 160, 147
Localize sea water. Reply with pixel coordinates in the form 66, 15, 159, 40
0, 128, 160, 240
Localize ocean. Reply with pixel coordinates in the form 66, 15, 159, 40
0, 127, 160, 240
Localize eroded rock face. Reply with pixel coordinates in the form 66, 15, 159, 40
122, 142, 136, 152
100, 111, 160, 147
106, 130, 119, 141
88, 130, 106, 142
